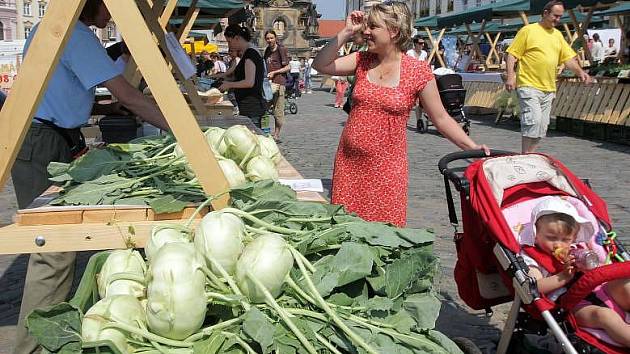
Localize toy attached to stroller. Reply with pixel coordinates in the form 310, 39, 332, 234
438, 150, 630, 354
417, 73, 471, 135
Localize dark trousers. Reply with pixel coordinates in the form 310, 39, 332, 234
11, 124, 76, 354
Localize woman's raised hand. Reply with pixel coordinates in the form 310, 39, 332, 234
345, 11, 365, 35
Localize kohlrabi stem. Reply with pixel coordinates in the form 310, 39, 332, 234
238, 144, 257, 169
246, 270, 318, 354
205, 254, 250, 311
152, 142, 177, 158
221, 208, 307, 235
206, 291, 241, 304
102, 321, 192, 348
199, 266, 230, 293
184, 317, 243, 342
286, 277, 365, 312
245, 224, 268, 234
288, 245, 316, 273
286, 216, 332, 223
304, 244, 342, 256
185, 196, 215, 228
291, 249, 379, 354
315, 333, 344, 354
344, 315, 449, 353
220, 331, 257, 354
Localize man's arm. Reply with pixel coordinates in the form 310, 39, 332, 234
505, 53, 518, 92
103, 75, 170, 131
563, 56, 592, 84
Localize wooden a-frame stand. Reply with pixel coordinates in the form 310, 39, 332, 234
0, 0, 230, 254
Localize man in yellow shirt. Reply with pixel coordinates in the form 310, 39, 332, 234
506, 0, 591, 153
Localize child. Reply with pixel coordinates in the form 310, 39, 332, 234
520, 196, 630, 347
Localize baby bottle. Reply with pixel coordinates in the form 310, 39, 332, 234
570, 247, 600, 271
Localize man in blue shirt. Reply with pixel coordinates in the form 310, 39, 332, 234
12, 1, 169, 352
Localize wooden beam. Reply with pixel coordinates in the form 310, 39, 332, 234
0, 0, 86, 192
158, 0, 178, 28
104, 0, 229, 209
176, 0, 200, 43
426, 27, 445, 67
485, 32, 502, 67
519, 11, 529, 25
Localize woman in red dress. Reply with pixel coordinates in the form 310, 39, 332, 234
313, 3, 489, 227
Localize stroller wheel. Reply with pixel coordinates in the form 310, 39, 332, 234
289, 102, 298, 114
451, 337, 482, 354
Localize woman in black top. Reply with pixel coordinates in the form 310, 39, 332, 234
219, 24, 266, 127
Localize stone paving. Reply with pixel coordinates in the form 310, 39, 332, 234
0, 88, 629, 353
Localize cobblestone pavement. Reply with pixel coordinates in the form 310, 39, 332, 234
0, 88, 628, 353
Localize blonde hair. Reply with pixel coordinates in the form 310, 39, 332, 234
536, 213, 580, 239
368, 2, 413, 52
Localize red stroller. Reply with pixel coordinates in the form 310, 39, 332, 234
438, 150, 630, 354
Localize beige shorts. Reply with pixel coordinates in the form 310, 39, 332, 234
517, 87, 556, 138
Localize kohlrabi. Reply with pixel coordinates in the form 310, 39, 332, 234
245, 156, 279, 182
257, 135, 282, 164
221, 125, 260, 166
146, 243, 208, 340
235, 233, 294, 303
204, 127, 227, 155
145, 226, 190, 262
82, 295, 146, 353
218, 158, 247, 188
194, 211, 245, 275
97, 249, 146, 299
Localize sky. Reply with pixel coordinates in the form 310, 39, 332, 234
312, 0, 345, 20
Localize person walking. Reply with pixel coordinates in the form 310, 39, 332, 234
505, 0, 591, 153
590, 33, 604, 66
313, 3, 488, 227
219, 24, 266, 128
303, 53, 313, 94
331, 74, 348, 108
263, 30, 290, 141
12, 1, 169, 353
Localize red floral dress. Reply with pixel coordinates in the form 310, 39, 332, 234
331, 52, 434, 227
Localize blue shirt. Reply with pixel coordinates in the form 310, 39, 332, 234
24, 22, 120, 128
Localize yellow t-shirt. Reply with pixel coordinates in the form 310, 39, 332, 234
506, 23, 576, 92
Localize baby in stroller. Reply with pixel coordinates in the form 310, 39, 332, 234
521, 196, 630, 348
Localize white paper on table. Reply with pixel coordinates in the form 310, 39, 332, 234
278, 179, 324, 193
164, 32, 196, 80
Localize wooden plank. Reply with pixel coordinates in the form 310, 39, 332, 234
599, 85, 624, 124
105, 0, 230, 209
82, 209, 148, 223
148, 207, 207, 221
608, 86, 630, 124
591, 84, 613, 123
16, 210, 84, 226
0, 220, 198, 254
0, 0, 85, 192
551, 81, 567, 116
577, 84, 599, 121
427, 28, 445, 67
560, 82, 580, 117
569, 84, 593, 119
554, 82, 572, 117
585, 84, 608, 122
158, 0, 177, 28
519, 11, 529, 25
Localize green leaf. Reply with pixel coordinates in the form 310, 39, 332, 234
243, 308, 274, 353
361, 296, 394, 314
403, 293, 441, 330
149, 194, 189, 213
344, 221, 435, 249
368, 248, 438, 299
52, 174, 136, 205
310, 242, 374, 297
230, 181, 296, 209
48, 162, 70, 178
426, 330, 465, 354
193, 332, 226, 354
383, 310, 416, 334
25, 302, 82, 352
67, 149, 126, 183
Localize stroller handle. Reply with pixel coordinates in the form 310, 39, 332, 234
438, 149, 514, 175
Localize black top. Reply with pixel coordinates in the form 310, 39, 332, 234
233, 47, 266, 117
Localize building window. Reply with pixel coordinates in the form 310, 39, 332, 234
447, 0, 454, 12
419, 0, 429, 17
272, 19, 286, 38
0, 22, 4, 41
476, 0, 482, 6
23, 2, 31, 16
38, 2, 46, 17
24, 26, 31, 38
436, 0, 441, 15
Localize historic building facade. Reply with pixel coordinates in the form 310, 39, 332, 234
252, 0, 320, 57
345, 0, 495, 19
0, 0, 18, 41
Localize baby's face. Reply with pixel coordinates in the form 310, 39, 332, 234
535, 221, 577, 255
